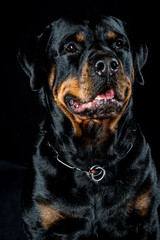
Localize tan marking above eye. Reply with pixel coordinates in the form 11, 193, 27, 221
76, 33, 85, 42
107, 31, 116, 39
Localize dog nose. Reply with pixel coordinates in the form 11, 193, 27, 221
95, 57, 119, 76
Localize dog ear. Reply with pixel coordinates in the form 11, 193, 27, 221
17, 25, 51, 91
133, 43, 148, 85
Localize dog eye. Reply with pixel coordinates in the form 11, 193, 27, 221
66, 43, 78, 53
115, 39, 124, 49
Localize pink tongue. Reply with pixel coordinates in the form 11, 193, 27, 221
97, 89, 115, 99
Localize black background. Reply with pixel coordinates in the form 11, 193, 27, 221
0, 1, 159, 239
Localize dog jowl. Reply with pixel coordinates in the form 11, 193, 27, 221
18, 16, 160, 239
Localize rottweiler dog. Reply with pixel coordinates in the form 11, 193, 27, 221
18, 15, 160, 239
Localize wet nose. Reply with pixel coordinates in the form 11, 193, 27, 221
95, 56, 119, 76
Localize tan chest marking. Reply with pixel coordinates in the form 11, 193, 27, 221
129, 187, 152, 216
38, 201, 66, 229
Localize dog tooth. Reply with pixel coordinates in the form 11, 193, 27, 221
95, 96, 102, 100
70, 100, 74, 105
100, 100, 104, 105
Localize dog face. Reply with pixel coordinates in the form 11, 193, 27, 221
18, 16, 148, 138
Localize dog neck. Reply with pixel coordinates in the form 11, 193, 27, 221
46, 121, 136, 183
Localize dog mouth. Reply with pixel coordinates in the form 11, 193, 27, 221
65, 87, 123, 118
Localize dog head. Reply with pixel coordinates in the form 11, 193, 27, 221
18, 16, 148, 142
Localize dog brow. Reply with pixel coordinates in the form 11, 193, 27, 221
107, 31, 116, 39
76, 33, 85, 42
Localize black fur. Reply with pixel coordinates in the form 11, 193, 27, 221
18, 15, 160, 239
